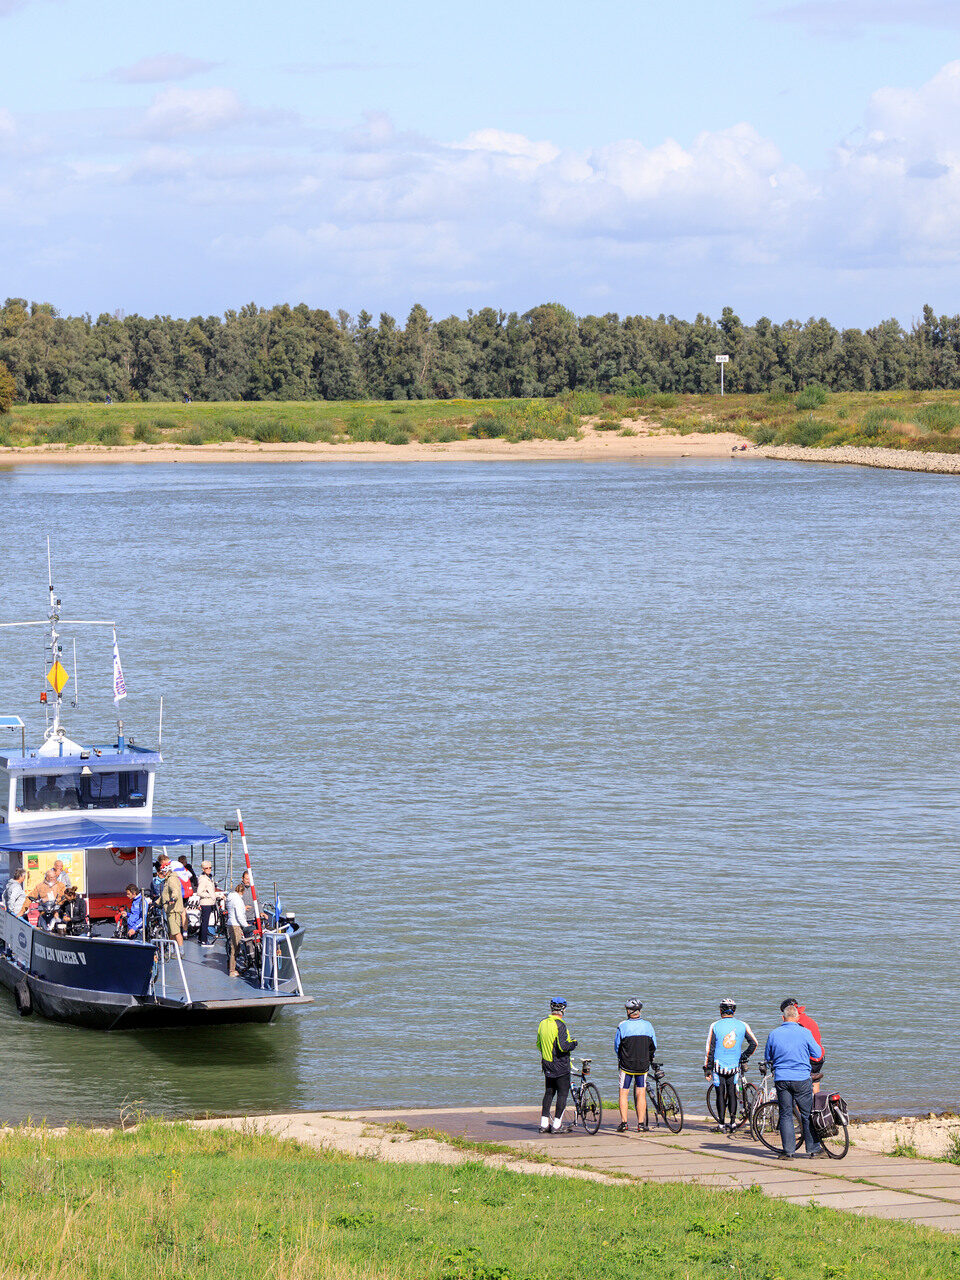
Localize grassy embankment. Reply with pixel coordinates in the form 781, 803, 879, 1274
6, 387, 960, 452
0, 1120, 956, 1280
633, 386, 960, 453
0, 399, 584, 448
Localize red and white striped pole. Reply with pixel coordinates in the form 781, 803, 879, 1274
236, 807, 262, 935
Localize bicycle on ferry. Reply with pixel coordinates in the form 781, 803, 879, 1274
644, 1061, 683, 1133
706, 1061, 758, 1132
564, 1059, 602, 1135
232, 927, 262, 978
751, 1062, 849, 1158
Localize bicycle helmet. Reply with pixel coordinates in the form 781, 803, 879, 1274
550, 997, 568, 1011
625, 998, 643, 1013
779, 997, 799, 1012
719, 997, 736, 1014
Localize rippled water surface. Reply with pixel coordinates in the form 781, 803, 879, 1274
0, 458, 954, 1122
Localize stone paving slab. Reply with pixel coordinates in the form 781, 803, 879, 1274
868, 1176, 960, 1193
863, 1205, 960, 1225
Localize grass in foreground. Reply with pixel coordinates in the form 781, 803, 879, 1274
0, 1120, 956, 1280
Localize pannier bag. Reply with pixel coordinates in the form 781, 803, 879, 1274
811, 1092, 848, 1138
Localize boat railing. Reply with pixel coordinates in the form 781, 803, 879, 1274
259, 928, 304, 997
153, 937, 192, 1004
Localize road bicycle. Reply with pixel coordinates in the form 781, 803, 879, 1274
751, 1062, 848, 1158
566, 1059, 602, 1135
705, 1062, 758, 1132
644, 1060, 683, 1133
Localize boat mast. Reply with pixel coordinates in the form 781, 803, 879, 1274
0, 544, 119, 742
44, 537, 65, 741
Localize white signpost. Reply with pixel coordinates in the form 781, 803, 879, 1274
715, 353, 729, 396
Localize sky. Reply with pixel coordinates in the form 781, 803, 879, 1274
3, 0, 960, 326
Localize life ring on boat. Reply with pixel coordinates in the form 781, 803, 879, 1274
109, 846, 137, 863
14, 979, 32, 1017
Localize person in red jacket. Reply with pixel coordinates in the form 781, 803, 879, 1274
781, 998, 824, 1093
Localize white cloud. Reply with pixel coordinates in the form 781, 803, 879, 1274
770, 0, 960, 31
139, 87, 245, 138
110, 54, 220, 84
0, 0, 54, 14
10, 59, 960, 316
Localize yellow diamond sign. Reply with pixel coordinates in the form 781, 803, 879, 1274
47, 660, 69, 695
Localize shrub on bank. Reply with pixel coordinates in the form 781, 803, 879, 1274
794, 384, 829, 410
916, 402, 960, 433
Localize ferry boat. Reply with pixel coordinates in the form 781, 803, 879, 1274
0, 563, 311, 1030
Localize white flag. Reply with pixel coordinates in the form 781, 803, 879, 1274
112, 631, 127, 706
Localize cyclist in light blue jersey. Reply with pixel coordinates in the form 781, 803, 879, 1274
703, 998, 759, 1135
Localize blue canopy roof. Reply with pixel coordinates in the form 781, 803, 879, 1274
0, 816, 227, 853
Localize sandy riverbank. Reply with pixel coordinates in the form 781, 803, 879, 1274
0, 427, 750, 466
759, 444, 960, 474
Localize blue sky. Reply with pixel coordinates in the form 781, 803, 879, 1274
3, 0, 960, 325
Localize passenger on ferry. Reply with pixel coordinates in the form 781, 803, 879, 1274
196, 860, 218, 947
29, 869, 64, 931
2, 868, 27, 916
58, 886, 86, 935
149, 859, 165, 900
225, 883, 249, 978
124, 883, 145, 939
53, 859, 72, 888
178, 854, 199, 894
160, 863, 186, 953
173, 858, 194, 901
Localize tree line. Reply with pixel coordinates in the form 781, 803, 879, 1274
3, 298, 960, 404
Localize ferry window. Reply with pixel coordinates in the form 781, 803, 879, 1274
17, 771, 148, 811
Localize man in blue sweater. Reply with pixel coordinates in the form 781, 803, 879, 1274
763, 1001, 826, 1158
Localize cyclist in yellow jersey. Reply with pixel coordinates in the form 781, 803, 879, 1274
537, 997, 578, 1133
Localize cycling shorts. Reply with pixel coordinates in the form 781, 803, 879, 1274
619, 1070, 646, 1090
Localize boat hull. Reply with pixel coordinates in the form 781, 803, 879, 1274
0, 914, 311, 1031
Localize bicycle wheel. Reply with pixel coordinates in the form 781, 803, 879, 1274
752, 1099, 802, 1152
706, 1085, 719, 1121
820, 1123, 849, 1159
234, 940, 252, 976
734, 1082, 758, 1131
658, 1083, 684, 1133
580, 1083, 602, 1135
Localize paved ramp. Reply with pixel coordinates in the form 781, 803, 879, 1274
351, 1105, 960, 1231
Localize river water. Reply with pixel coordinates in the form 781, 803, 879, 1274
0, 457, 954, 1123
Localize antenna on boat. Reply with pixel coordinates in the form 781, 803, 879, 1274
0, 544, 120, 744
70, 637, 79, 709
44, 536, 67, 740
157, 696, 164, 749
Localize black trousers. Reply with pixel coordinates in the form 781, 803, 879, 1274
199, 904, 215, 944
541, 1072, 571, 1120
716, 1073, 737, 1125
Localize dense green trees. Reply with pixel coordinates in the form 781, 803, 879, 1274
0, 360, 14, 414
4, 297, 960, 403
